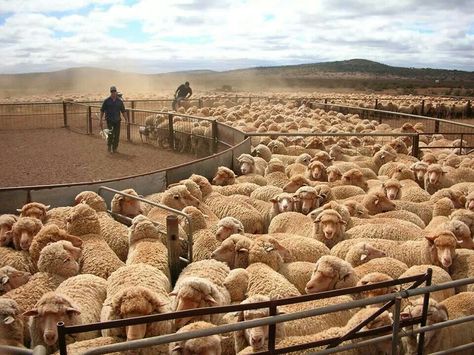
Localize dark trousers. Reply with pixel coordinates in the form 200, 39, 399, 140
107, 120, 121, 151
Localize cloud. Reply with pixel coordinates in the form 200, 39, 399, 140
0, 0, 473, 73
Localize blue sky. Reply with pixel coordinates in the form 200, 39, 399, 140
0, 0, 473, 74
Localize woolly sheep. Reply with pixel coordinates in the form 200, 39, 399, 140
312, 209, 347, 248
66, 204, 124, 279
0, 298, 24, 347
126, 215, 170, 280
110, 188, 143, 218
75, 191, 129, 261
171, 259, 230, 329
0, 266, 31, 295
9, 217, 43, 251
223, 268, 249, 303
0, 214, 18, 247
305, 256, 358, 294
0, 247, 35, 274
169, 321, 222, 355
211, 234, 253, 269
294, 186, 320, 214
267, 212, 312, 238
101, 263, 172, 343
282, 174, 314, 193
237, 153, 267, 176
341, 168, 369, 192
345, 223, 424, 242
212, 166, 237, 186
424, 164, 454, 194
246, 262, 300, 299
278, 261, 315, 294
24, 274, 107, 352
344, 241, 386, 267
305, 161, 328, 182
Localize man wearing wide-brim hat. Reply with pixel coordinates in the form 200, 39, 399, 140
100, 86, 129, 154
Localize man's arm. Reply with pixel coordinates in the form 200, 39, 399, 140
100, 100, 106, 128
186, 87, 193, 98
121, 102, 129, 122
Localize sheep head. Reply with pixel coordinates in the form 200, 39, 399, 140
294, 186, 320, 214
215, 217, 244, 242
341, 168, 368, 191
74, 191, 107, 212
16, 202, 50, 222
37, 240, 81, 277
305, 256, 355, 294
237, 154, 256, 175
212, 166, 236, 186
0, 266, 31, 295
270, 193, 295, 214
211, 234, 251, 269
382, 179, 402, 200
0, 214, 18, 247
110, 188, 143, 218
10, 217, 43, 251
248, 236, 292, 270
314, 209, 346, 241
66, 203, 101, 236
425, 164, 446, 186
327, 166, 342, 183
362, 191, 396, 215
425, 231, 458, 269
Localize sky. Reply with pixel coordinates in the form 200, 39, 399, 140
0, 0, 473, 74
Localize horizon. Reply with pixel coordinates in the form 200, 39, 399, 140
1, 1, 473, 74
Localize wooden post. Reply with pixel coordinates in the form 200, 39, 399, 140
375, 98, 378, 110
126, 109, 131, 141
167, 215, 180, 285
87, 106, 92, 134
168, 113, 175, 150
412, 134, 420, 159
130, 100, 135, 123
198, 99, 202, 108
421, 99, 425, 115
62, 101, 68, 127
212, 119, 218, 154
435, 120, 440, 133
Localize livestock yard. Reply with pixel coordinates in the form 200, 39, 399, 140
1, 92, 474, 355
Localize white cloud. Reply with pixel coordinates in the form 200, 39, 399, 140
0, 0, 473, 73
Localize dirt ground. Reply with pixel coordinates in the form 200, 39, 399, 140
0, 128, 196, 187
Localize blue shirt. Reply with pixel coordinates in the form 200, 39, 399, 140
101, 96, 125, 123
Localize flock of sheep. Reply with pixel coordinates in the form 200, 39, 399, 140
2, 98, 474, 355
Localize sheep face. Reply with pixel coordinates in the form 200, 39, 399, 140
305, 260, 350, 294
111, 189, 143, 218
447, 220, 474, 249
38, 241, 81, 277
400, 298, 448, 352
211, 236, 250, 269
425, 232, 458, 269
238, 156, 255, 175
10, 217, 43, 251
0, 266, 31, 295
382, 180, 401, 200
315, 211, 346, 241
211, 167, 235, 186
364, 192, 396, 214
425, 165, 446, 185
307, 161, 326, 181
327, 167, 342, 183
465, 193, 474, 211
343, 201, 370, 218
270, 194, 295, 213
341, 169, 368, 191
0, 215, 17, 247
410, 162, 428, 183
24, 293, 81, 347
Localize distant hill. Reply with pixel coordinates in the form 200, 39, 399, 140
1, 59, 473, 96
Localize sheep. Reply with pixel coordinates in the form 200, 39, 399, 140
360, 191, 396, 215
327, 165, 343, 183
313, 209, 347, 248
171, 259, 231, 329
66, 204, 124, 279
345, 222, 424, 242
180, 206, 209, 234
400, 297, 474, 355
399, 265, 454, 303
215, 182, 262, 197
344, 242, 386, 267
223, 268, 249, 303
278, 236, 330, 263
28, 224, 83, 267
250, 185, 284, 202
331, 185, 366, 200
191, 175, 266, 234
24, 274, 107, 352
379, 178, 402, 200
233, 294, 287, 353
126, 215, 170, 280
237, 153, 267, 176
0, 214, 18, 247
110, 188, 144, 218
0, 298, 24, 347
424, 164, 454, 194
246, 236, 292, 271
0, 266, 31, 295
246, 262, 300, 299
294, 186, 320, 214
341, 169, 368, 191
343, 200, 370, 218
215, 216, 245, 242
169, 321, 222, 355
268, 212, 313, 238
212, 166, 237, 186
9, 217, 43, 251
449, 249, 474, 293
251, 144, 272, 162
75, 191, 129, 261
282, 174, 313, 193
305, 161, 328, 182
16, 202, 50, 222
354, 257, 409, 280
305, 256, 358, 294
211, 234, 253, 269
410, 161, 429, 188
0, 246, 35, 274
101, 263, 172, 344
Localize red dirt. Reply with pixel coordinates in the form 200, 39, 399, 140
0, 128, 196, 187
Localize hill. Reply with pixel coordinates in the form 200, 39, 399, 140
1, 59, 473, 96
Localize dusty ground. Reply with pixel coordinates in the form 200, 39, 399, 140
0, 128, 196, 187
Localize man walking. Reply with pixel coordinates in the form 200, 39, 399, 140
100, 86, 128, 153
172, 81, 192, 110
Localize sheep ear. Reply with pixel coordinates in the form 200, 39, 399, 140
23, 309, 39, 317
66, 307, 81, 316
1, 276, 8, 284
173, 194, 180, 199
4, 316, 15, 325
169, 291, 178, 296
373, 198, 379, 205
424, 234, 437, 245
171, 345, 183, 352
65, 234, 83, 248
237, 227, 244, 233
45, 205, 51, 210
204, 295, 218, 305
360, 254, 368, 261
437, 304, 449, 322
16, 208, 22, 213
270, 198, 277, 203
237, 248, 249, 253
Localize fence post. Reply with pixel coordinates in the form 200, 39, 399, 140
324, 98, 328, 104
198, 99, 202, 108
130, 100, 135, 123
391, 296, 402, 355
62, 101, 68, 127
467, 100, 472, 118
421, 99, 425, 115
167, 215, 180, 285
212, 119, 218, 154
87, 106, 92, 134
374, 98, 378, 110
126, 109, 131, 142
417, 268, 433, 355
412, 134, 420, 159
460, 133, 464, 155
168, 114, 175, 150
57, 321, 67, 355
268, 302, 277, 354
434, 120, 440, 133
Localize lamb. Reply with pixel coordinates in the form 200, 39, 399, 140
110, 188, 144, 218
16, 202, 50, 222
0, 266, 31, 295
126, 215, 170, 280
305, 256, 358, 294
401, 297, 474, 355
75, 191, 130, 261
344, 242, 386, 267
24, 274, 107, 352
101, 263, 172, 345
237, 153, 267, 176
169, 321, 222, 355
0, 214, 18, 247
171, 259, 230, 329
66, 204, 124, 279
0, 298, 24, 347
9, 217, 43, 251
